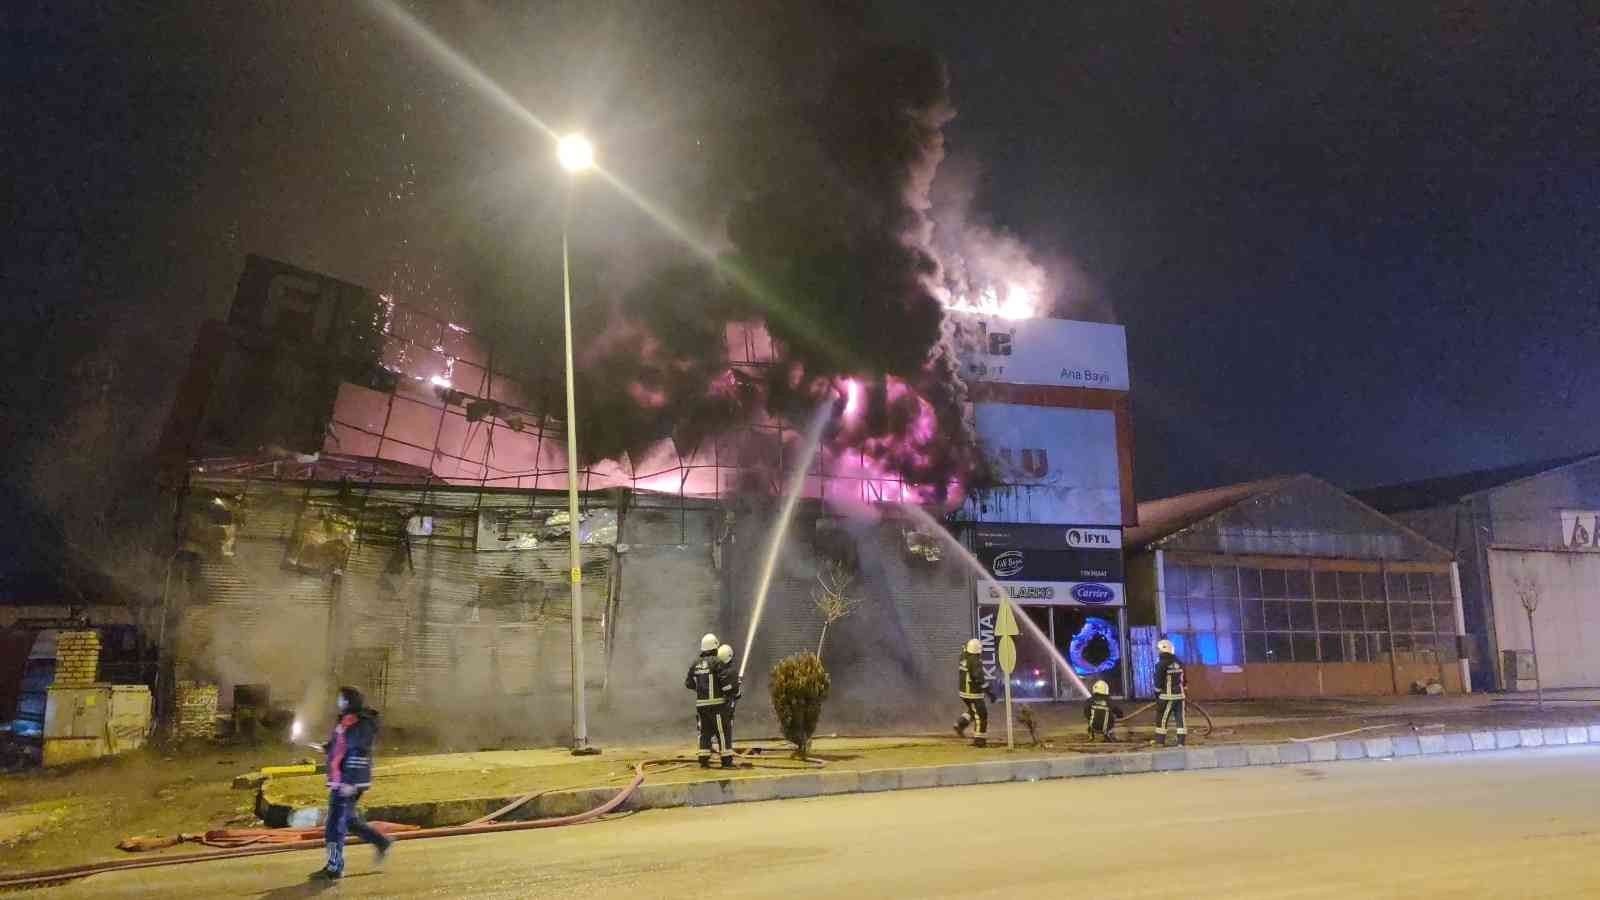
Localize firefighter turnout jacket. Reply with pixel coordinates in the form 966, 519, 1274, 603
1155, 652, 1187, 700
686, 650, 736, 706
958, 650, 988, 700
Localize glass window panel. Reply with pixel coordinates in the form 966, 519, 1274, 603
1438, 635, 1458, 662
1346, 633, 1369, 662
1187, 595, 1216, 631
1261, 568, 1288, 598
1213, 596, 1240, 632
1386, 573, 1410, 603
1164, 595, 1188, 631
1431, 573, 1454, 605
1224, 633, 1244, 666
1168, 633, 1199, 665
1392, 632, 1413, 653
1162, 562, 1186, 595
1341, 602, 1365, 631
1289, 603, 1315, 631
1263, 600, 1291, 630
1242, 597, 1265, 630
1315, 602, 1342, 632
1265, 632, 1292, 662
1244, 633, 1268, 663
1361, 572, 1385, 601
1212, 566, 1238, 598
1411, 633, 1436, 661
1286, 569, 1312, 598
1186, 566, 1212, 599
1369, 632, 1389, 657
1435, 604, 1456, 633
1338, 571, 1364, 600
1411, 603, 1434, 631
1191, 632, 1221, 665
1239, 568, 1263, 598
1408, 573, 1432, 601
1313, 571, 1339, 600
1292, 634, 1318, 662
1318, 634, 1344, 662
1003, 606, 1057, 699
1367, 601, 1389, 630
1391, 603, 1411, 631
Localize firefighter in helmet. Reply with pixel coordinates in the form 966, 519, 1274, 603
685, 633, 737, 768
715, 643, 740, 760
954, 638, 992, 748
1154, 638, 1187, 746
1083, 679, 1124, 741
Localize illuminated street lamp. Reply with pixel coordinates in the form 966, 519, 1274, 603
558, 134, 594, 174
558, 133, 598, 755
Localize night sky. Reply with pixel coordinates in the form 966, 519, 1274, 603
6, 1, 1599, 565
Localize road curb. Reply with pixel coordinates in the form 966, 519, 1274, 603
267, 724, 1600, 828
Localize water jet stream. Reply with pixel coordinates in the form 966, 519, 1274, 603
740, 402, 834, 679
899, 505, 1091, 699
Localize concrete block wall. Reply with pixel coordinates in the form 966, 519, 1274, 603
52, 630, 101, 687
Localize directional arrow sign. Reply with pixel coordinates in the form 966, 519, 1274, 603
995, 599, 1020, 675
994, 598, 1021, 749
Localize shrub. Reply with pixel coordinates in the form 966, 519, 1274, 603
769, 652, 831, 759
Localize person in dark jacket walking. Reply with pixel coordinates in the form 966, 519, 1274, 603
685, 633, 738, 768
1083, 679, 1124, 741
1153, 639, 1187, 746
309, 686, 392, 881
953, 638, 991, 748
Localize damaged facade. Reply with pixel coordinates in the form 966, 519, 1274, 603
152, 254, 1138, 739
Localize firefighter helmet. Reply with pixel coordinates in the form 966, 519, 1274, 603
717, 644, 734, 664
1092, 680, 1110, 696
701, 633, 719, 652
965, 638, 981, 654
1156, 638, 1175, 655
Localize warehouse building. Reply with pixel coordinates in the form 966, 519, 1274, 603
1124, 475, 1467, 699
1357, 452, 1600, 692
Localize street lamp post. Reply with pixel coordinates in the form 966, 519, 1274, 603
558, 133, 598, 755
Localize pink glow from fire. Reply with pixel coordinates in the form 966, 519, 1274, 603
315, 308, 968, 507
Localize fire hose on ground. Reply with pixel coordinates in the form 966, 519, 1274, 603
0, 747, 821, 892
1100, 699, 1218, 741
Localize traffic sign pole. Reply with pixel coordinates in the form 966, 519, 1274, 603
995, 599, 1020, 750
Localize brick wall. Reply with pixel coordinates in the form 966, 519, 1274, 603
52, 630, 101, 687
173, 680, 219, 740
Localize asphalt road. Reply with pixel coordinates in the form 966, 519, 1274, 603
46, 746, 1600, 899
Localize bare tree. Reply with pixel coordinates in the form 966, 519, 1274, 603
1512, 571, 1544, 709
812, 561, 860, 660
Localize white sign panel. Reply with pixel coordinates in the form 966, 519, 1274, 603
1065, 527, 1122, 549
1559, 510, 1600, 549
978, 580, 1125, 607
949, 313, 1130, 391
966, 403, 1121, 525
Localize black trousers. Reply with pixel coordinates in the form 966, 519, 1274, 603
957, 697, 988, 738
697, 704, 733, 762
1157, 698, 1187, 742
1087, 706, 1117, 739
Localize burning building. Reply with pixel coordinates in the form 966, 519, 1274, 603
151, 250, 1135, 740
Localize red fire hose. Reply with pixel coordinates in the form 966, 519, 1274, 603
0, 747, 821, 891
0, 759, 657, 891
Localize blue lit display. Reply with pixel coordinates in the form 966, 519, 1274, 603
1069, 616, 1120, 674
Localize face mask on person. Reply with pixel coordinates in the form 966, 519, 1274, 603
336, 694, 349, 713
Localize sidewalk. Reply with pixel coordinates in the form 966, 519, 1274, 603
258, 693, 1600, 828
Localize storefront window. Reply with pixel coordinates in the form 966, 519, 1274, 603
1056, 608, 1124, 695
